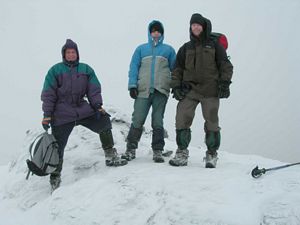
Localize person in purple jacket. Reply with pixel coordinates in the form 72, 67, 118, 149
41, 39, 127, 190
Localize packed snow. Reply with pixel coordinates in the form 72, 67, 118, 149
0, 107, 299, 225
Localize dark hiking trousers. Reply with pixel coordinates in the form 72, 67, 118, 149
131, 90, 168, 130
128, 90, 168, 150
175, 96, 221, 151
175, 95, 220, 132
52, 113, 112, 160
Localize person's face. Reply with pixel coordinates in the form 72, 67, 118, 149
191, 23, 203, 37
65, 49, 77, 61
151, 30, 161, 39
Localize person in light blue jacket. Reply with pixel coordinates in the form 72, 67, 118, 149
122, 20, 176, 163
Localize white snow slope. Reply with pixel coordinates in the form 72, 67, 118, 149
0, 107, 300, 225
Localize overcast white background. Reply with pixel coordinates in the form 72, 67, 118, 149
0, 0, 299, 165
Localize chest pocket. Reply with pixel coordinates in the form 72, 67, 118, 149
202, 47, 216, 69
185, 49, 196, 70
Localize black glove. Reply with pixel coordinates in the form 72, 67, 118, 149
218, 80, 232, 98
181, 82, 192, 94
42, 117, 51, 131
172, 87, 185, 101
96, 104, 111, 120
129, 88, 138, 99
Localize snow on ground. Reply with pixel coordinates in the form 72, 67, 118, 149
0, 107, 300, 225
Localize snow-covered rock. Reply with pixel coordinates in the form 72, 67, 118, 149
1, 108, 300, 225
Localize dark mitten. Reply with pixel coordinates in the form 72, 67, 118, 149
218, 80, 232, 98
129, 88, 138, 99
172, 87, 185, 101
96, 106, 111, 120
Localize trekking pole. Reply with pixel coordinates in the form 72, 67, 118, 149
25, 168, 31, 180
251, 162, 300, 178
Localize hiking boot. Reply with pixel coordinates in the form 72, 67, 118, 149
104, 148, 128, 167
49, 159, 63, 191
50, 173, 61, 191
153, 150, 165, 163
169, 149, 189, 166
99, 129, 127, 166
203, 151, 218, 168
121, 149, 136, 161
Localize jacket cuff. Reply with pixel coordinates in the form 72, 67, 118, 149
94, 103, 103, 110
219, 80, 232, 85
43, 112, 52, 118
128, 84, 137, 90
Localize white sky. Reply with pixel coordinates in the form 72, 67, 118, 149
0, 0, 300, 164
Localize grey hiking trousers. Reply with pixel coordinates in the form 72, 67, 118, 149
175, 96, 220, 132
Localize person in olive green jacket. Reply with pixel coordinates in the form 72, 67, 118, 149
169, 13, 233, 168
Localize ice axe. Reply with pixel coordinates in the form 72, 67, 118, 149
251, 162, 300, 178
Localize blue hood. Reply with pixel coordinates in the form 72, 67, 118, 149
148, 20, 164, 45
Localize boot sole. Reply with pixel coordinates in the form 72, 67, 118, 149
205, 163, 216, 168
153, 159, 165, 163
105, 160, 128, 167
121, 155, 136, 161
169, 161, 188, 167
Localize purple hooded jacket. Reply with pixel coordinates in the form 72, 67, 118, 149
41, 39, 103, 126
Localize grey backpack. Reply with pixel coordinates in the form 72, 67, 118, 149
26, 132, 59, 179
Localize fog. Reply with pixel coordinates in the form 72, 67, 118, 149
0, 0, 299, 165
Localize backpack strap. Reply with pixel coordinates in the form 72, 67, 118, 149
25, 166, 31, 180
